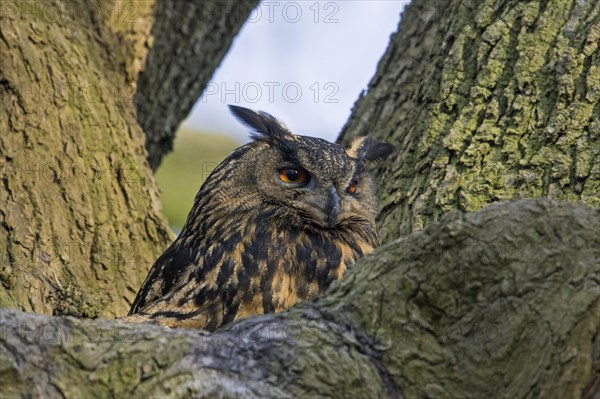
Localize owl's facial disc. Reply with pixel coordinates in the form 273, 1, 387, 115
271, 163, 339, 227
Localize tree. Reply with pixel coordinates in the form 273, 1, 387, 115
2, 200, 598, 398
1, 0, 598, 398
339, 0, 599, 240
0, 0, 257, 318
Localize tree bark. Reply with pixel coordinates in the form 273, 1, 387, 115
1, 199, 598, 398
0, 0, 253, 318
339, 0, 600, 242
134, 1, 258, 170
1, 0, 599, 397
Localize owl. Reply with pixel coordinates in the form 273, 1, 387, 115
128, 105, 393, 331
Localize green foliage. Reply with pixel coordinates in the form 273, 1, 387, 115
155, 129, 240, 231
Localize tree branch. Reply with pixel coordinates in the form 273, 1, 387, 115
134, 0, 259, 170
2, 199, 597, 398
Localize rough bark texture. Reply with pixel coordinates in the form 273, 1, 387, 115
339, 0, 600, 242
135, 0, 258, 170
1, 199, 598, 398
1, 0, 599, 397
0, 0, 250, 318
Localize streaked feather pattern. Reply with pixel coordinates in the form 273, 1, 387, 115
128, 106, 393, 331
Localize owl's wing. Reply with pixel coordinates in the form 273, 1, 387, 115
128, 240, 197, 315
129, 144, 255, 316
128, 294, 233, 331
128, 245, 246, 331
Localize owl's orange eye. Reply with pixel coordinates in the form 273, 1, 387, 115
278, 166, 308, 184
347, 180, 358, 194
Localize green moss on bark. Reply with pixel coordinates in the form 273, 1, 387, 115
340, 0, 600, 240
0, 0, 172, 318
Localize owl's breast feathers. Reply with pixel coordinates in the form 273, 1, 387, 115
129, 209, 377, 331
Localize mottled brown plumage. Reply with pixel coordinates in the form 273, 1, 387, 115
128, 105, 393, 331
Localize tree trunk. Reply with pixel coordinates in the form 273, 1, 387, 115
0, 0, 254, 318
135, 1, 258, 170
1, 199, 598, 398
1, 0, 599, 397
339, 0, 600, 242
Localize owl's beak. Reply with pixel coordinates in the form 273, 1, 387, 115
323, 187, 340, 226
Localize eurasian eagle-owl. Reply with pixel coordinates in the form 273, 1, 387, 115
128, 105, 393, 331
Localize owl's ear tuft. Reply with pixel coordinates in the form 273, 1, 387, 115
364, 139, 395, 161
228, 105, 294, 144
347, 137, 395, 162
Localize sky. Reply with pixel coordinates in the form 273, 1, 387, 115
180, 1, 408, 143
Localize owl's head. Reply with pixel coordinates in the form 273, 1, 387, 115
220, 105, 394, 232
